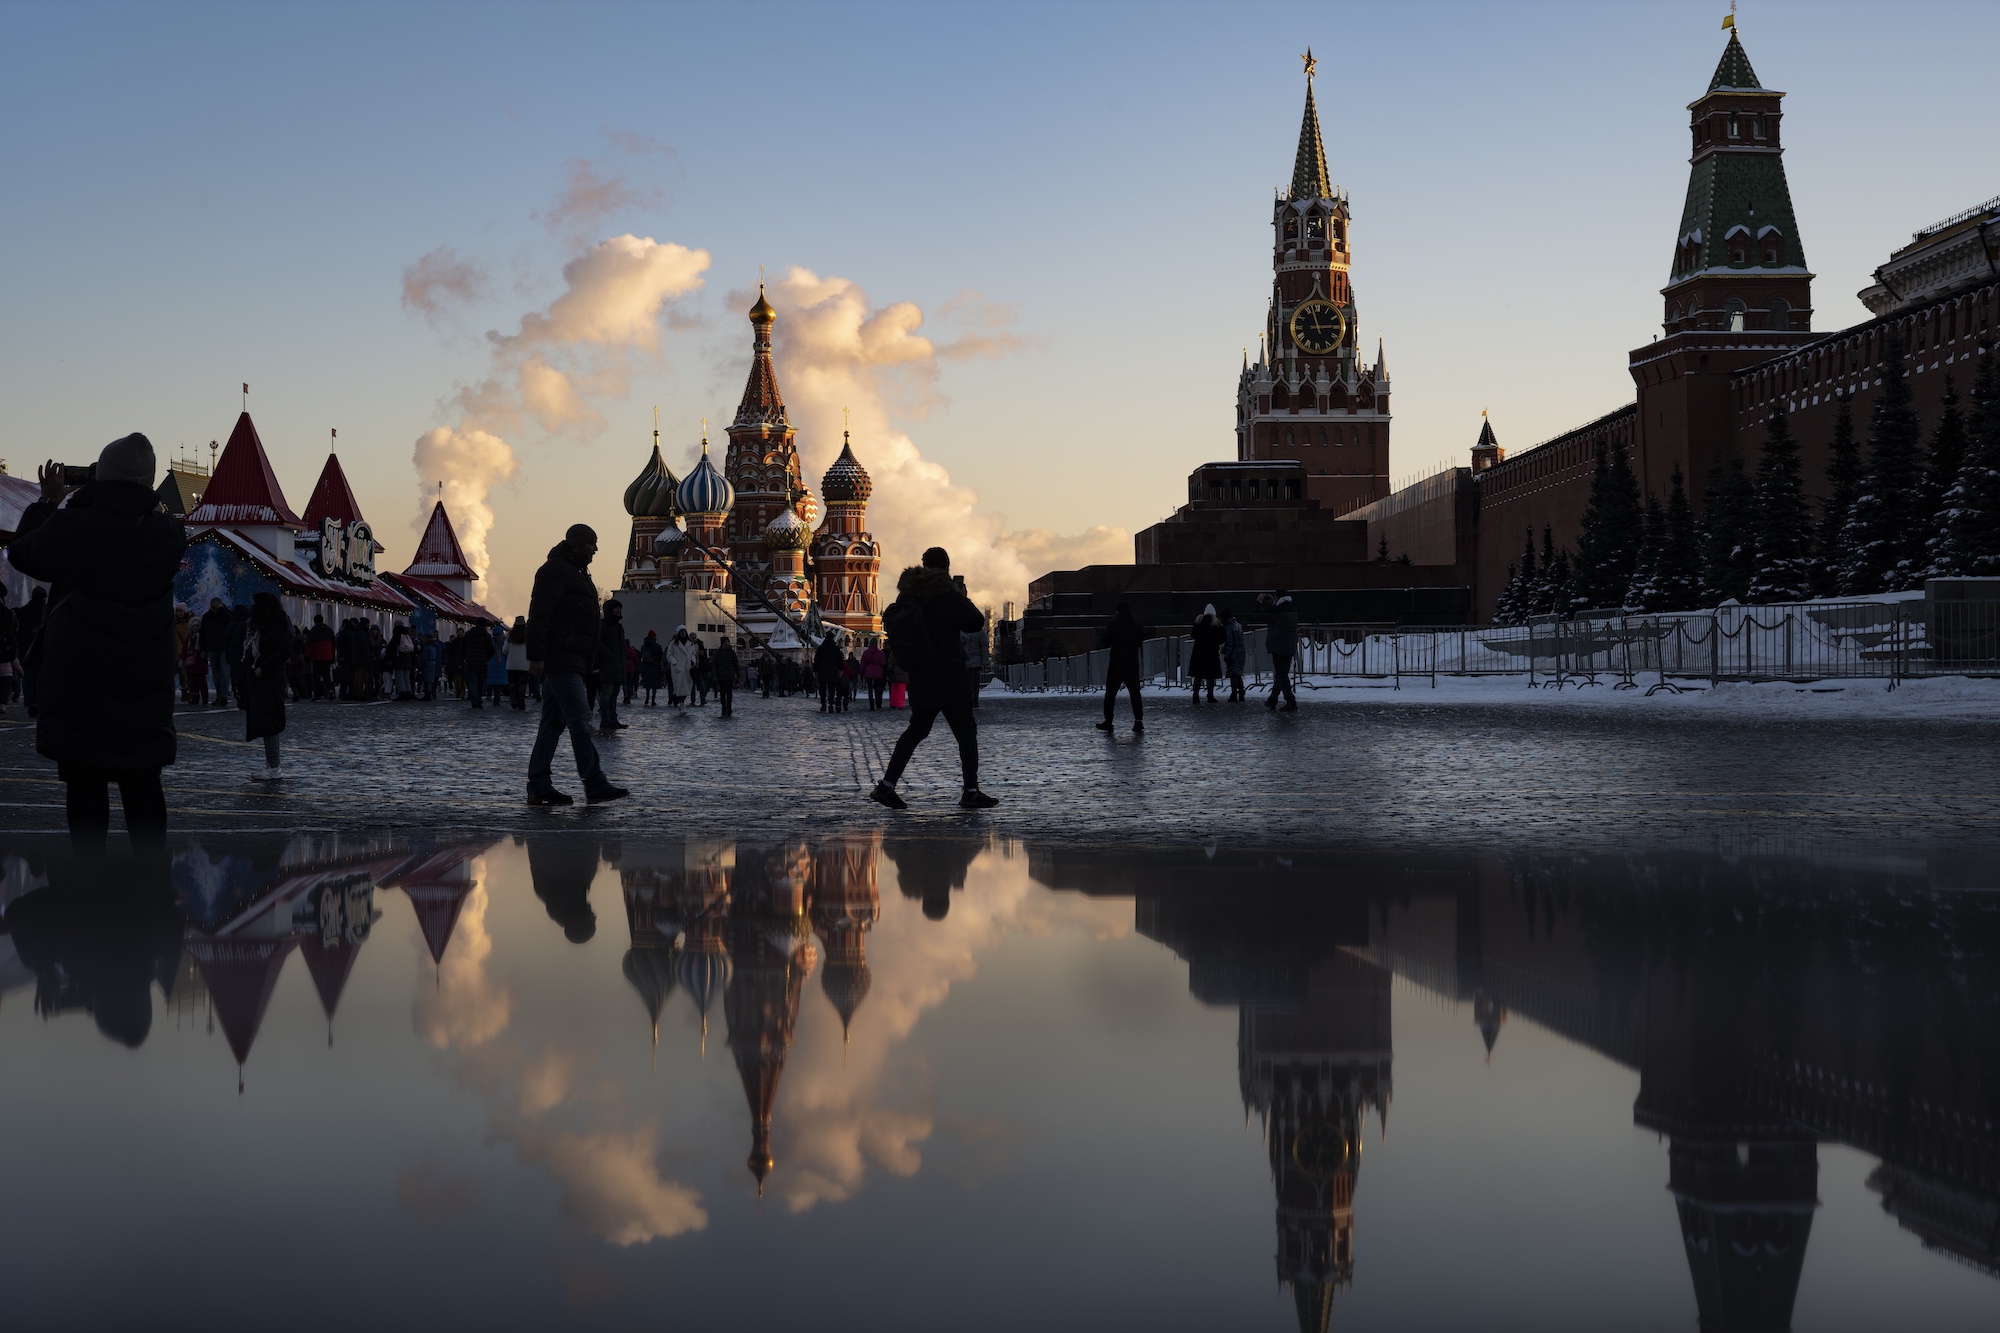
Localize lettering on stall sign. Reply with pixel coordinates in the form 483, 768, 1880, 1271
314, 518, 378, 585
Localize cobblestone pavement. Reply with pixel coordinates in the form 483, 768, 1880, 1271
1, 683, 1996, 852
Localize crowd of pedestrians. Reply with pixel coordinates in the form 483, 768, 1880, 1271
1096, 588, 1300, 732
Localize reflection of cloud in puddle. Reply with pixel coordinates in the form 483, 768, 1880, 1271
406, 848, 709, 1247
774, 844, 1128, 1213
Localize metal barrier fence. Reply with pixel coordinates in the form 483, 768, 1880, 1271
1002, 596, 2000, 692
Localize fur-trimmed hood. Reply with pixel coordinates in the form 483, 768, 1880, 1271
895, 564, 958, 600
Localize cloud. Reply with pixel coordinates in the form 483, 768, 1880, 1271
402, 245, 490, 318
412, 425, 521, 588
410, 234, 710, 609
759, 268, 1126, 611
410, 873, 512, 1051
542, 158, 663, 232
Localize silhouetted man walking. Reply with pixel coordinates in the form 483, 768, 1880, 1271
870, 548, 998, 810
525, 524, 628, 806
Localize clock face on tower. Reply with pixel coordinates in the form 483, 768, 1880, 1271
1289, 300, 1346, 356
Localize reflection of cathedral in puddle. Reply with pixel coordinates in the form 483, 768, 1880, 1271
618, 835, 880, 1192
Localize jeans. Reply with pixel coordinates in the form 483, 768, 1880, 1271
819, 681, 838, 711
211, 654, 232, 704
883, 700, 979, 790
61, 765, 167, 847
1268, 654, 1296, 707
1228, 672, 1245, 701
1104, 670, 1143, 722
263, 735, 281, 766
866, 678, 885, 709
599, 683, 619, 731
528, 670, 607, 793
465, 670, 485, 705
716, 683, 734, 717
312, 660, 333, 699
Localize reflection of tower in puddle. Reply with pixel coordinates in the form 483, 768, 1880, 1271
299, 875, 379, 1046
672, 842, 735, 1053
392, 846, 480, 972
811, 836, 881, 1043
724, 842, 819, 1192
1239, 952, 1392, 1333
621, 859, 684, 1050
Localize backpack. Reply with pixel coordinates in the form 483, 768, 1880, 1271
882, 600, 938, 674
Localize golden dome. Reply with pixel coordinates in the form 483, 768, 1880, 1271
748, 283, 776, 326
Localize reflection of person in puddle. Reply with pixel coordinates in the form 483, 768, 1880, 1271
884, 840, 983, 921
527, 839, 599, 943
3, 869, 183, 1048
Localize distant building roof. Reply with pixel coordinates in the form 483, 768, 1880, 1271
402, 501, 477, 580
185, 412, 302, 528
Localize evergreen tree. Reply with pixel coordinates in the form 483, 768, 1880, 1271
1574, 438, 1644, 609
1838, 335, 1925, 593
1627, 492, 1665, 610
1699, 450, 1756, 603
1927, 345, 2000, 578
1917, 375, 1967, 579
1747, 407, 1813, 603
1655, 465, 1703, 611
1812, 394, 1861, 597
1375, 533, 1391, 563
1546, 547, 1578, 619
1494, 563, 1520, 626
1527, 526, 1560, 617
1499, 528, 1537, 625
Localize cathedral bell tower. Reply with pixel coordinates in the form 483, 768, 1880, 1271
1239, 49, 1391, 517
726, 285, 816, 636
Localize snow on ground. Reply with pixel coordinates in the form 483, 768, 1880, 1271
994, 673, 2000, 719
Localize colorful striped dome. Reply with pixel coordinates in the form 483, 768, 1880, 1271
623, 443, 681, 518
675, 439, 734, 517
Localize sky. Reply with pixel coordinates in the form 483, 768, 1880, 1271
2, 1, 1995, 616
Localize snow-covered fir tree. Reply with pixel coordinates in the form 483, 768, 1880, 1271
1546, 545, 1577, 619
1747, 407, 1813, 603
1526, 526, 1560, 617
1699, 451, 1756, 603
1655, 465, 1703, 611
1573, 438, 1643, 610
1493, 563, 1520, 626
1626, 492, 1665, 610
1926, 345, 2000, 578
1812, 394, 1861, 597
1916, 375, 1967, 580
1838, 336, 1925, 594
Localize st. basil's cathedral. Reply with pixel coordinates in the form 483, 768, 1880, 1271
618, 287, 884, 647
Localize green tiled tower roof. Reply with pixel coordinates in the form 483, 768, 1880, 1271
1290, 81, 1332, 200
1674, 153, 1806, 273
1708, 30, 1761, 91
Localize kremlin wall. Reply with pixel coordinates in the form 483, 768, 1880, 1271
1012, 31, 2000, 658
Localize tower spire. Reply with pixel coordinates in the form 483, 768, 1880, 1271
1290, 51, 1332, 201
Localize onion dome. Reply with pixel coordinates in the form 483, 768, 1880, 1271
763, 507, 811, 551
822, 434, 872, 503
652, 524, 686, 556
794, 488, 821, 529
748, 283, 776, 326
676, 434, 735, 517
623, 442, 681, 518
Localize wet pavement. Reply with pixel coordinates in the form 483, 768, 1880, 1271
3, 830, 1999, 1331
1, 687, 1996, 850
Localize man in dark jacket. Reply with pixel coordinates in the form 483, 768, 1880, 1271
813, 630, 843, 713
198, 597, 232, 706
223, 604, 250, 710
1095, 602, 1146, 733
459, 621, 495, 707
713, 637, 740, 718
8, 436, 188, 845
525, 524, 627, 805
1263, 588, 1299, 712
869, 547, 998, 810
596, 599, 628, 735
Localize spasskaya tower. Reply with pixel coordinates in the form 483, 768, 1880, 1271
1238, 50, 1390, 515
